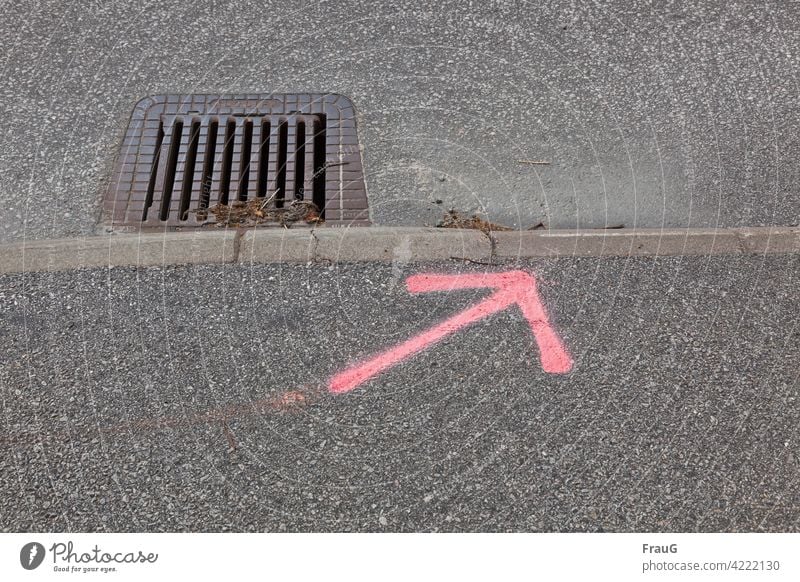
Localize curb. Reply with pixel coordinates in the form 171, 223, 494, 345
0, 226, 797, 274
0, 231, 237, 274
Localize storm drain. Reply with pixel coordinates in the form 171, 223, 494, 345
104, 94, 369, 228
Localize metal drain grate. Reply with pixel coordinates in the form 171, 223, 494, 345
104, 94, 370, 228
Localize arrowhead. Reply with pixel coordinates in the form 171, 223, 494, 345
406, 270, 572, 374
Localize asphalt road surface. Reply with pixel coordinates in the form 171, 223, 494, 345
1, 0, 800, 242
1, 254, 797, 531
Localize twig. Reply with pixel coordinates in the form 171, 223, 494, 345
260, 190, 278, 210
517, 160, 551, 165
450, 256, 494, 266
311, 161, 350, 181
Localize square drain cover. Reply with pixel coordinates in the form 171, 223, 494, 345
104, 94, 369, 229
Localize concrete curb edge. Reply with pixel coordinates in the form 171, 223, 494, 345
0, 226, 797, 274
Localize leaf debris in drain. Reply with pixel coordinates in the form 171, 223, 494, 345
204, 196, 321, 227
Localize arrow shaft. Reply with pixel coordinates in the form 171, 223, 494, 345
329, 290, 515, 394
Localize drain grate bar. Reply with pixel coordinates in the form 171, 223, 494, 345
188, 120, 211, 218
283, 119, 297, 205
206, 119, 228, 213
298, 121, 312, 200
228, 117, 245, 203
312, 118, 326, 212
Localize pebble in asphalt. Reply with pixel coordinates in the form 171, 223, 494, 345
0, 254, 797, 531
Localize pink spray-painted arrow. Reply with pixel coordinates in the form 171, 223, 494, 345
328, 270, 573, 394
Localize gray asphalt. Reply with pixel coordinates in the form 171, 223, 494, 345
1, 255, 798, 532
1, 0, 800, 242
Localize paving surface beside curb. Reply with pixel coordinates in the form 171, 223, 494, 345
0, 227, 798, 274
2, 256, 798, 531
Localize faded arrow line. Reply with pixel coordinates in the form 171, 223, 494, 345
329, 270, 573, 394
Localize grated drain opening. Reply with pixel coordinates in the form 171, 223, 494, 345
142, 121, 164, 221
295, 120, 306, 201
108, 94, 369, 228
237, 119, 253, 202
158, 120, 183, 221
179, 119, 202, 220
219, 119, 236, 206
